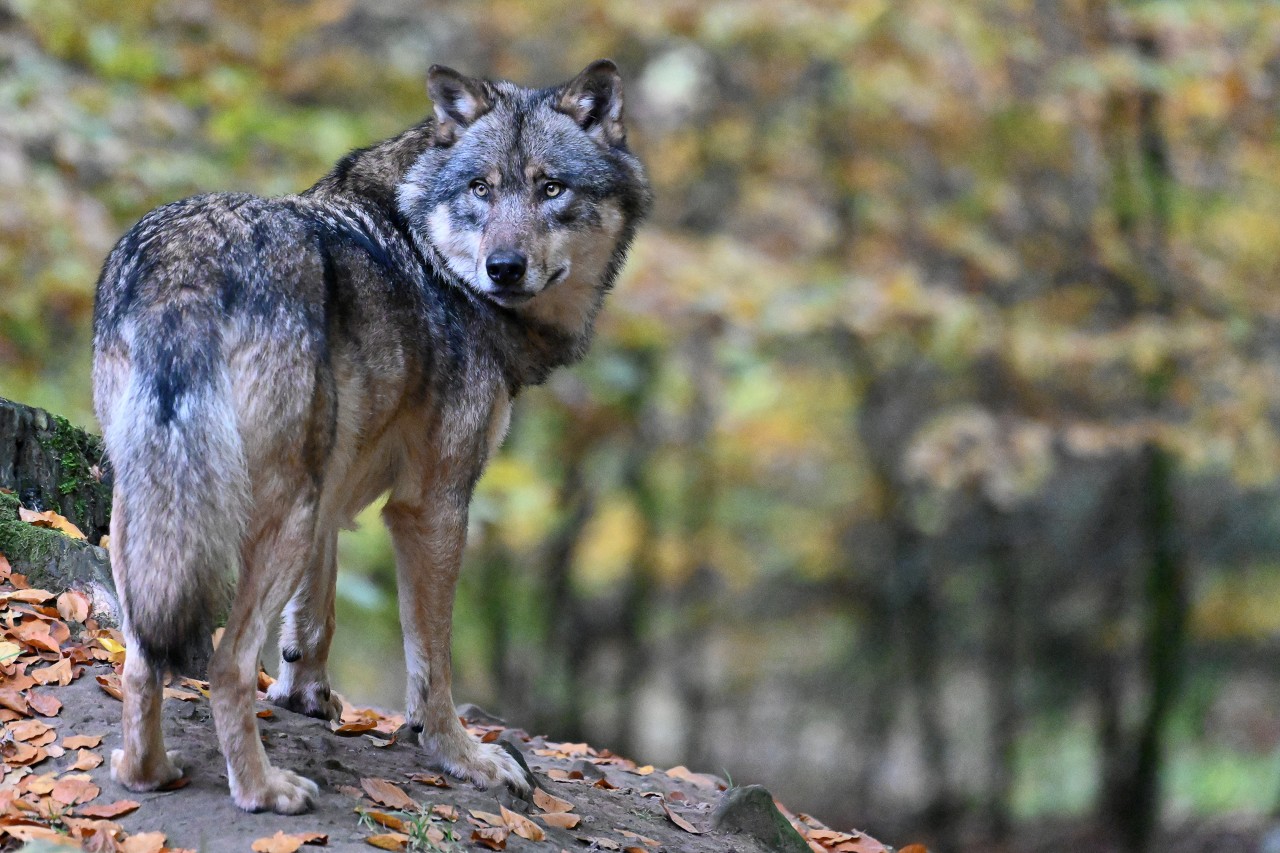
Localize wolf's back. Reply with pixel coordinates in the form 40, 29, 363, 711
93, 200, 255, 674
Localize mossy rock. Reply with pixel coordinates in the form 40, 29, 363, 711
0, 396, 112, 544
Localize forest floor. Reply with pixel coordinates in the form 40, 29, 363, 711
0, 555, 897, 853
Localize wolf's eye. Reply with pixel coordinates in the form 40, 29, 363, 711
543, 181, 564, 199
470, 180, 490, 199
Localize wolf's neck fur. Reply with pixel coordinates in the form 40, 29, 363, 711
306, 122, 601, 392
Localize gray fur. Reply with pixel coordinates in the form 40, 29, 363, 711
92, 61, 650, 812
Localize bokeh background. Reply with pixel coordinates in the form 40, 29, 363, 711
3, 1, 1280, 850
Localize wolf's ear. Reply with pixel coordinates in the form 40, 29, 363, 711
428, 65, 492, 140
557, 59, 626, 146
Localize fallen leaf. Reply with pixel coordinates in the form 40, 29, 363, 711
0, 688, 30, 714
364, 833, 408, 851
431, 803, 459, 821
26, 691, 61, 717
250, 831, 327, 853
56, 591, 91, 624
9, 719, 53, 741
361, 812, 406, 832
662, 800, 704, 834
121, 832, 166, 853
18, 508, 85, 539
407, 771, 449, 787
70, 749, 104, 771
95, 675, 123, 701
898, 846, 927, 853
162, 687, 201, 702
62, 734, 104, 750
97, 638, 125, 655
51, 775, 100, 805
360, 778, 417, 811
332, 720, 377, 736
665, 765, 720, 789
536, 812, 581, 829
5, 588, 56, 604
0, 641, 21, 663
627, 765, 655, 776
500, 805, 545, 841
470, 827, 508, 850
533, 788, 575, 813
76, 800, 140, 819
619, 829, 660, 847
257, 709, 275, 719
2, 825, 81, 846
32, 658, 72, 686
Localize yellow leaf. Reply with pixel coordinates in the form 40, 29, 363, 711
364, 833, 407, 851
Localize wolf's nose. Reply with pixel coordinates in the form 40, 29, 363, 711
486, 251, 527, 286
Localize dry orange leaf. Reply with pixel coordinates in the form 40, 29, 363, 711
95, 675, 123, 701
250, 831, 327, 853
661, 800, 704, 834
6, 588, 56, 604
431, 804, 459, 821
407, 771, 449, 787
898, 846, 927, 853
0, 688, 30, 714
26, 691, 61, 717
332, 720, 377, 736
364, 833, 408, 851
470, 827, 508, 850
62, 734, 103, 750
56, 591, 91, 624
257, 709, 275, 719
359, 778, 417, 811
76, 800, 140, 819
500, 805, 545, 841
120, 832, 167, 853
619, 829, 660, 847
536, 812, 581, 830
51, 775, 100, 806
70, 749, 104, 771
361, 811, 406, 832
532, 787, 574, 813
665, 765, 720, 789
469, 809, 506, 827
18, 508, 85, 540
32, 658, 72, 686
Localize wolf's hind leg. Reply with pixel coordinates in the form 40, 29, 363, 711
209, 496, 321, 815
267, 529, 342, 721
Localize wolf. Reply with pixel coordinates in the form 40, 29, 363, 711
91, 60, 651, 814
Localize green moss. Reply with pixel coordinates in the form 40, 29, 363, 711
42, 414, 98, 497
0, 490, 63, 565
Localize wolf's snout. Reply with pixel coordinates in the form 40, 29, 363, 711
486, 251, 527, 286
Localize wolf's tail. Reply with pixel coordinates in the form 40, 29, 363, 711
100, 314, 248, 675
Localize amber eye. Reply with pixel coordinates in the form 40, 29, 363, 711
543, 181, 564, 199
470, 179, 490, 199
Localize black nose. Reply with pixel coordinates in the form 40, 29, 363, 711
486, 251, 527, 286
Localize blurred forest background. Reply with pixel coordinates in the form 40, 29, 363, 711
2, 0, 1280, 850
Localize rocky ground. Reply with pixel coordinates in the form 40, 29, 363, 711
0, 549, 897, 853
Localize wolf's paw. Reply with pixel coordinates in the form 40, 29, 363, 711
421, 730, 533, 794
266, 680, 342, 722
232, 767, 320, 815
111, 748, 183, 791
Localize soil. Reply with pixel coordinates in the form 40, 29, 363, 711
28, 669, 886, 853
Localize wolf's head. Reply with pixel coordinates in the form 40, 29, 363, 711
398, 61, 652, 333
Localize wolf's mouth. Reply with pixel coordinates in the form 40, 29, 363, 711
546, 266, 568, 287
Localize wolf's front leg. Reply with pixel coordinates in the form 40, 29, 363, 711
383, 498, 532, 794
268, 530, 343, 722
